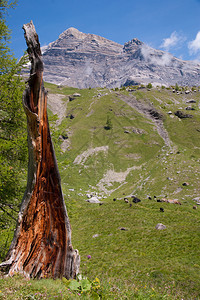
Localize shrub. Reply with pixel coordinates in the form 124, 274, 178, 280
147, 83, 152, 89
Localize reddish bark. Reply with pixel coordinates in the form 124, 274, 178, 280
0, 21, 80, 279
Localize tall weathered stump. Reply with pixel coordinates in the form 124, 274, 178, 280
0, 21, 80, 279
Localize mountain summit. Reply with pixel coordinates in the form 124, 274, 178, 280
42, 28, 200, 88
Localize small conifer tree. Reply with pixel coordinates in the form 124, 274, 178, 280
104, 114, 113, 130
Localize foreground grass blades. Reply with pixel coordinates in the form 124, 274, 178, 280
0, 272, 180, 299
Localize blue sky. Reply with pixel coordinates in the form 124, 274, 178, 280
7, 0, 200, 61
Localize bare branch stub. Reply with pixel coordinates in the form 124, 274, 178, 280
0, 21, 80, 279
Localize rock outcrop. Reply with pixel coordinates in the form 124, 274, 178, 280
42, 27, 200, 88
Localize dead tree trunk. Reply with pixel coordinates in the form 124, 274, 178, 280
0, 21, 80, 279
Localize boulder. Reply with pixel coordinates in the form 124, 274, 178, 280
157, 199, 162, 202
124, 198, 129, 203
73, 93, 81, 97
186, 100, 196, 103
185, 106, 195, 110
69, 96, 75, 101
119, 227, 129, 231
155, 223, 166, 230
193, 197, 200, 204
92, 234, 99, 238
86, 196, 101, 204
148, 109, 163, 120
132, 128, 146, 134
66, 114, 75, 119
174, 110, 193, 119
124, 130, 131, 134
160, 198, 182, 205
132, 196, 141, 203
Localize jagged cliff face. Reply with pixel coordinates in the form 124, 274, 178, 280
42, 28, 200, 88
43, 28, 123, 88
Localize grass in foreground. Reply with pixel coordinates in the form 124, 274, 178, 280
0, 272, 176, 299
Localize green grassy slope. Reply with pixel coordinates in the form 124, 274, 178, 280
47, 84, 200, 200
0, 84, 200, 299
46, 83, 200, 299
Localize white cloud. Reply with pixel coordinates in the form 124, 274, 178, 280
141, 44, 173, 66
161, 32, 179, 50
188, 31, 200, 54
160, 31, 185, 51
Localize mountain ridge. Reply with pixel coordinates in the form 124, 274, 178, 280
42, 28, 200, 88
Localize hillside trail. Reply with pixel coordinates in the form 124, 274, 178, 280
73, 146, 109, 165
116, 93, 172, 148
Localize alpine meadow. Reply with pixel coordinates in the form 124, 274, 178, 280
0, 1, 200, 300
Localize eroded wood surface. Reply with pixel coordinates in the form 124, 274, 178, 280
0, 21, 80, 279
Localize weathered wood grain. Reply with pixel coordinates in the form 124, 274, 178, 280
0, 21, 80, 279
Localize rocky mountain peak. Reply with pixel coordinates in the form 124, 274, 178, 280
60, 27, 86, 40
128, 38, 143, 46
123, 38, 143, 54
42, 28, 200, 88
44, 27, 123, 55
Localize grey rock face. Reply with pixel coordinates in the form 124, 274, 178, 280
42, 27, 200, 88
